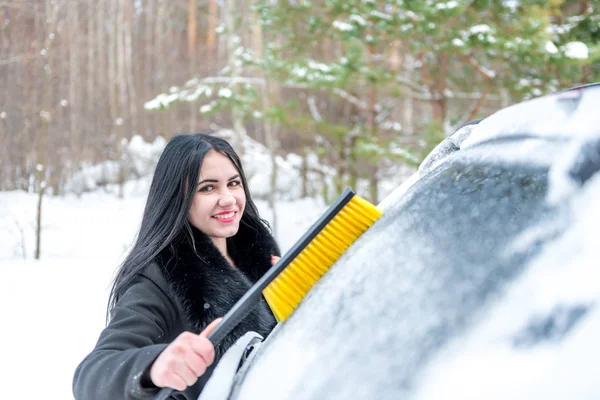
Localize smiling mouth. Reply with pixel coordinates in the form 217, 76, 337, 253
212, 211, 236, 222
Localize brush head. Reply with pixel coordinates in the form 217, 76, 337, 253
263, 191, 383, 322
206, 189, 382, 347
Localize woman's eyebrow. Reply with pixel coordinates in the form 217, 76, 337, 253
197, 174, 240, 185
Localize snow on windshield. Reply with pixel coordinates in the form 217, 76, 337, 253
234, 135, 600, 399
234, 159, 561, 399
377, 171, 420, 211
409, 172, 600, 400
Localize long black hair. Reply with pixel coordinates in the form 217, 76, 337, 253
107, 133, 270, 318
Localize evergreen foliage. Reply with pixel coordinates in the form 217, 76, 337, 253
146, 0, 599, 201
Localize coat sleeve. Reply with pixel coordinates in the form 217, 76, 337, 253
72, 271, 178, 400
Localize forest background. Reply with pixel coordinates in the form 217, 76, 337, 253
1, 0, 599, 258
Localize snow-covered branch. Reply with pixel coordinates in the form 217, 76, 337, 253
394, 75, 429, 94
147, 72, 499, 116
307, 96, 323, 122
199, 76, 266, 85
332, 88, 382, 112
462, 55, 496, 81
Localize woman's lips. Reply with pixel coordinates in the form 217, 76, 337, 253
212, 211, 236, 223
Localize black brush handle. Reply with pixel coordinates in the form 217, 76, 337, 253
207, 288, 264, 345
156, 287, 264, 398
155, 388, 175, 399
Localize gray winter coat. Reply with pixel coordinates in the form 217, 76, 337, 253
73, 224, 279, 400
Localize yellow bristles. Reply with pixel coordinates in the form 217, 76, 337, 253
262, 194, 383, 322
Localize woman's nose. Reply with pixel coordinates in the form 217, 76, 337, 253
218, 193, 236, 207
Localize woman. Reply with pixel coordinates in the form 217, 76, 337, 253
73, 134, 280, 400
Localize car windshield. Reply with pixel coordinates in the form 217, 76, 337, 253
232, 142, 567, 399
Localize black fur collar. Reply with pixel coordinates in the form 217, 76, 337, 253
156, 221, 280, 355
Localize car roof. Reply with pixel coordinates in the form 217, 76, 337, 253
390, 83, 600, 209
462, 83, 600, 148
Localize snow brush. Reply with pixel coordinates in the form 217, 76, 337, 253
207, 187, 383, 345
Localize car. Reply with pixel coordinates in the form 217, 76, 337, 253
172, 83, 600, 400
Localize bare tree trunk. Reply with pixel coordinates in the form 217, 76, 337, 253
335, 136, 346, 197
347, 134, 358, 191
0, 11, 10, 183
156, 1, 172, 138
108, 0, 123, 196
165, 2, 174, 137
97, 0, 106, 157
224, 0, 245, 156
418, 52, 447, 126
188, 0, 198, 131
124, 0, 137, 138
19, 13, 35, 192
207, 0, 218, 66
144, 0, 155, 139
401, 45, 415, 136
300, 149, 308, 198
54, 18, 70, 195
251, 10, 262, 76
35, 164, 46, 260
36, 0, 59, 260
116, 0, 128, 197
108, 0, 117, 152
367, 43, 379, 204
86, 0, 96, 158
367, 94, 379, 204
69, 2, 80, 181
188, 0, 197, 71
435, 54, 449, 129
263, 94, 278, 236
500, 88, 511, 108
333, 100, 352, 198
256, 15, 278, 235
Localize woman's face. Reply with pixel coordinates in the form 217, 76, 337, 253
189, 150, 246, 240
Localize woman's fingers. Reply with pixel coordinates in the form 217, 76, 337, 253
199, 317, 222, 338
183, 349, 208, 378
193, 318, 221, 367
189, 335, 215, 366
173, 361, 198, 387
151, 337, 194, 389
150, 355, 189, 390
149, 320, 222, 390
167, 375, 187, 392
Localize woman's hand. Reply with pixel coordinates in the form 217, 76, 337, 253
271, 255, 280, 266
149, 318, 222, 391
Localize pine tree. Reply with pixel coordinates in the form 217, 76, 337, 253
145, 0, 599, 202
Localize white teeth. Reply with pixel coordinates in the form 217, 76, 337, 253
214, 212, 234, 219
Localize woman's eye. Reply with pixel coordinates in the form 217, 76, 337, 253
199, 185, 213, 192
229, 180, 242, 187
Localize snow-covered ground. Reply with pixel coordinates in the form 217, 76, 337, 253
0, 178, 327, 399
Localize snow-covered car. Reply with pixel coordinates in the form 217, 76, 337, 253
187, 83, 600, 400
